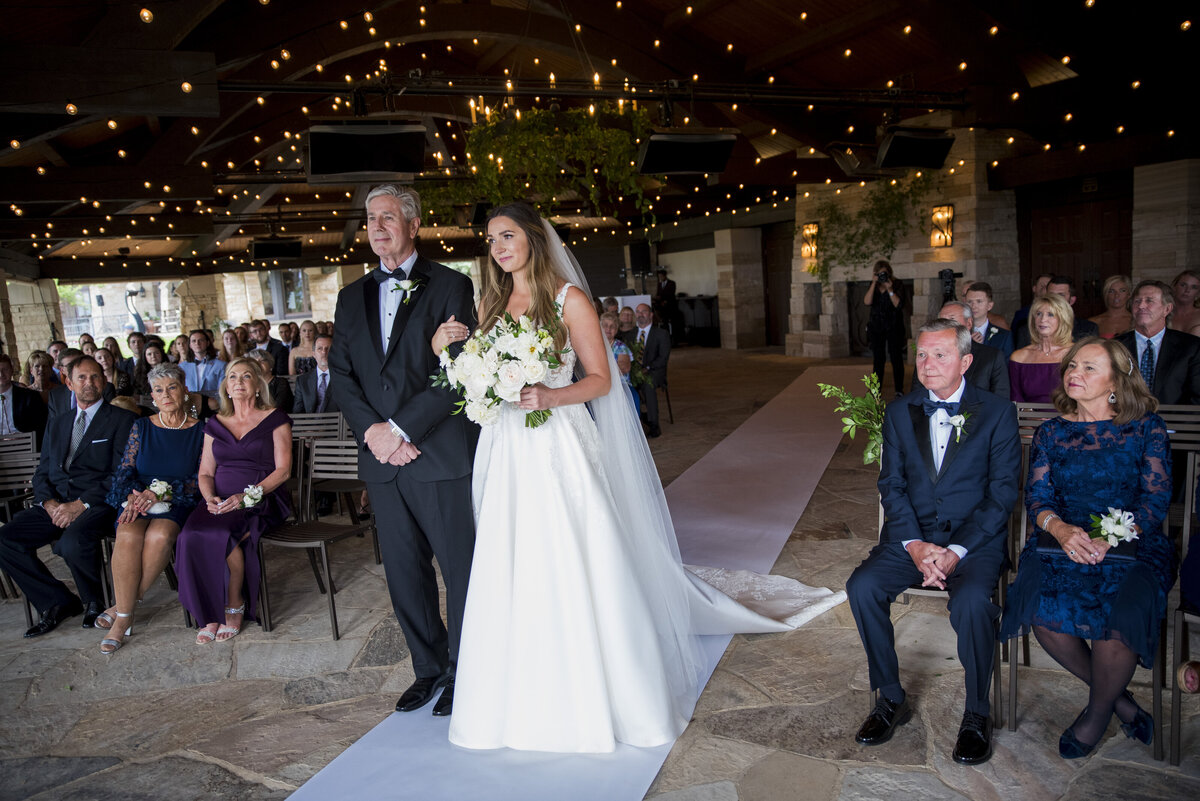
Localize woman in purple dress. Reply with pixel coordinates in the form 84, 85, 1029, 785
176, 357, 292, 644
1009, 293, 1074, 403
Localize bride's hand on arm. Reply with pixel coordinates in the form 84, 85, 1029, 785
432, 314, 470, 355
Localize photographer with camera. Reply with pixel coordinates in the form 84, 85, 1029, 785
863, 260, 908, 395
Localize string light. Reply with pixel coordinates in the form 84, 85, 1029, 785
139, 8, 153, 23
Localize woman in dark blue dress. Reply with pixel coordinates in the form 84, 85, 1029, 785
97, 364, 205, 654
1000, 338, 1172, 758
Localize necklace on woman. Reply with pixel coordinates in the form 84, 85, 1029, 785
159, 411, 187, 429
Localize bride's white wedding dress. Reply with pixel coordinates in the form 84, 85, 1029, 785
448, 283, 845, 754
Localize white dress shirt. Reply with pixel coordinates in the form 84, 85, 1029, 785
1134, 327, 1167, 372
903, 380, 969, 559
377, 252, 419, 441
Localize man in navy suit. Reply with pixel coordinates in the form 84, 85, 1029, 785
847, 319, 1020, 765
621, 303, 671, 437
963, 282, 1014, 359
0, 354, 48, 447
293, 334, 338, 414
1116, 280, 1200, 406
330, 185, 478, 718
0, 356, 136, 636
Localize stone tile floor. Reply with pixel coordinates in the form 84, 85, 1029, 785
1, 347, 1197, 800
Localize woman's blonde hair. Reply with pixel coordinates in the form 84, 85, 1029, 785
477, 202, 567, 352
217, 356, 273, 416
1051, 337, 1157, 425
1028, 293, 1075, 348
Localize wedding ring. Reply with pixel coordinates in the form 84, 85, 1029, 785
1069, 550, 1076, 555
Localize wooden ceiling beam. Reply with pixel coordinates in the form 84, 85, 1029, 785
82, 0, 227, 51
0, 166, 213, 204
747, 1, 905, 73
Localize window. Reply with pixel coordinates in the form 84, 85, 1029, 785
258, 269, 310, 318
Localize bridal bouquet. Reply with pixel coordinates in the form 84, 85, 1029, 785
124, 478, 173, 515
1089, 507, 1138, 548
240, 485, 264, 509
434, 312, 568, 429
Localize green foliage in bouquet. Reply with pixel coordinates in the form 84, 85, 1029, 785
817, 372, 886, 466
628, 340, 654, 390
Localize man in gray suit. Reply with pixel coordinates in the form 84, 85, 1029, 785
293, 334, 338, 414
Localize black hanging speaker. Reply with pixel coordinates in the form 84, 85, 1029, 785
636, 128, 739, 175
250, 238, 302, 260
306, 121, 427, 184
876, 127, 956, 169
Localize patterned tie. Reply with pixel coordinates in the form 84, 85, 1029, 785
65, 409, 87, 468
1140, 340, 1156, 388
0, 394, 10, 435
317, 372, 328, 412
638, 329, 646, 347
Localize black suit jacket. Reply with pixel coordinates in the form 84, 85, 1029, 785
259, 339, 289, 377
621, 325, 671, 386
329, 257, 479, 483
1014, 317, 1100, 349
1116, 329, 1200, 405
879, 383, 1021, 556
47, 381, 118, 419
293, 369, 339, 414
33, 401, 136, 508
6, 385, 49, 448
912, 342, 1010, 400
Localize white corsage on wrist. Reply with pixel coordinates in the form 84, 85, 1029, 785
123, 478, 173, 514
240, 485, 265, 509
1089, 507, 1138, 548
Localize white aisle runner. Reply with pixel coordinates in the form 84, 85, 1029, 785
289, 365, 862, 800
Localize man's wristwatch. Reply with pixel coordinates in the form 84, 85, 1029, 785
80, 501, 90, 510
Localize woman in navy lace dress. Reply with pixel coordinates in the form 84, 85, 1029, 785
1000, 338, 1172, 758
96, 364, 205, 653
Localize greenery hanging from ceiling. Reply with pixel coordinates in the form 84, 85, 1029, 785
420, 104, 660, 227
807, 170, 937, 287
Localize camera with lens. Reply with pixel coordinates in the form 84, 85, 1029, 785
876, 272, 890, 282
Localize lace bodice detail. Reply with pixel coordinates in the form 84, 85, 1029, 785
543, 283, 576, 389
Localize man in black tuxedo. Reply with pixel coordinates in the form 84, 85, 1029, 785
249, 319, 289, 377
1014, 275, 1100, 348
330, 185, 478, 718
621, 303, 671, 437
293, 334, 338, 414
0, 356, 136, 636
1116, 280, 1200, 405
848, 320, 1020, 765
0, 354, 48, 447
963, 282, 1014, 359
118, 331, 146, 376
912, 302, 1009, 399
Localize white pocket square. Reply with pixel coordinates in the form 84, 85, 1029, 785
90, 439, 109, 444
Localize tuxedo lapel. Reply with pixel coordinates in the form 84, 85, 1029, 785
937, 394, 980, 481
362, 275, 386, 362
908, 402, 938, 485
384, 259, 433, 363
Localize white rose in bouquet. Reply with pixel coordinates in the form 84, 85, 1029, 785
493, 333, 519, 357
466, 398, 500, 426
520, 358, 548, 385
481, 347, 501, 374
494, 361, 527, 403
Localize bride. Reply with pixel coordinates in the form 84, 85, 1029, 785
434, 202, 842, 753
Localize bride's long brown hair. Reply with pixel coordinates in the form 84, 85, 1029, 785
478, 202, 568, 352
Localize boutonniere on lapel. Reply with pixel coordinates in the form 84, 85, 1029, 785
948, 412, 971, 443
391, 276, 424, 305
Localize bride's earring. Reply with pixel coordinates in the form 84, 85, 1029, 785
1108, 390, 1117, 405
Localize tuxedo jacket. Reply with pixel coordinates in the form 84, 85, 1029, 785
879, 383, 1021, 557
1015, 317, 1100, 349
293, 369, 339, 414
6, 385, 49, 448
912, 342, 1010, 400
329, 256, 479, 483
47, 381, 117, 419
180, 358, 227, 395
621, 325, 671, 386
979, 323, 1013, 359
33, 401, 136, 508
1116, 329, 1200, 405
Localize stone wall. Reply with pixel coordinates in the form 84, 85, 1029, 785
176, 275, 225, 333
3, 279, 64, 367
1132, 159, 1200, 281
715, 227, 766, 350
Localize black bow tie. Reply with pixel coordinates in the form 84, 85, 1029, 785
372, 267, 404, 285
922, 399, 961, 417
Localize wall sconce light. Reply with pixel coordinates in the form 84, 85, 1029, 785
801, 222, 818, 259
931, 205, 954, 247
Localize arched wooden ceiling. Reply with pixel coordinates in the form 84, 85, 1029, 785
0, 0, 1193, 281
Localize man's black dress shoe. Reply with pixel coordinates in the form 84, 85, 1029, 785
952, 711, 993, 765
855, 695, 911, 745
81, 601, 102, 628
432, 678, 455, 717
24, 598, 84, 638
395, 674, 451, 712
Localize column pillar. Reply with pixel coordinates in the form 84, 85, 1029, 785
715, 228, 765, 349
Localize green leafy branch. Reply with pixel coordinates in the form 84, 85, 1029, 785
817, 372, 886, 466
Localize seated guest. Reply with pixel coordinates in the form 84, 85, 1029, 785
96, 364, 204, 653
168, 334, 189, 365
602, 296, 619, 315
1171, 270, 1200, 333
235, 324, 251, 346
292, 334, 337, 414
102, 336, 123, 364
217, 329, 243, 364
913, 302, 1009, 399
288, 320, 319, 376
22, 350, 57, 404
848, 320, 1019, 765
1016, 276, 1100, 348
93, 346, 133, 397
0, 354, 49, 447
49, 349, 117, 417
1116, 280, 1200, 406
247, 349, 293, 414
81, 341, 97, 357
47, 340, 67, 381
1090, 275, 1133, 339
1000, 338, 1168, 757
963, 282, 1014, 359
180, 329, 226, 411
621, 303, 670, 438
176, 358, 291, 643
132, 342, 168, 396
599, 312, 640, 417
248, 319, 290, 376
1009, 294, 1074, 403
119, 332, 147, 376
0, 356, 136, 636
77, 333, 94, 348
618, 306, 636, 336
